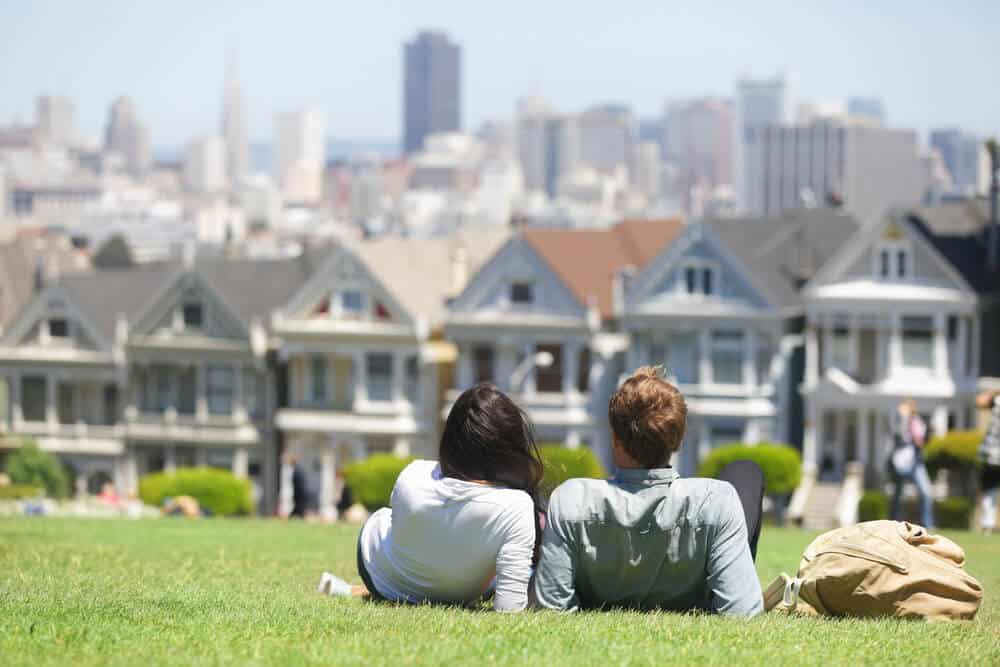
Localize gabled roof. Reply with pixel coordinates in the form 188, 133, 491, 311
906, 199, 1000, 295
522, 219, 684, 318
59, 265, 175, 341
701, 209, 860, 309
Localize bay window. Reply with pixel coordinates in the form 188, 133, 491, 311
711, 331, 744, 385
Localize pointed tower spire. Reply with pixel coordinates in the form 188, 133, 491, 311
221, 46, 249, 188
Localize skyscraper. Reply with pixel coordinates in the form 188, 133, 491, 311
36, 95, 75, 145
274, 109, 326, 204
104, 96, 151, 178
734, 75, 788, 209
662, 98, 734, 192
183, 136, 227, 194
516, 98, 578, 198
929, 129, 982, 195
403, 31, 461, 154
576, 104, 634, 178
221, 51, 250, 188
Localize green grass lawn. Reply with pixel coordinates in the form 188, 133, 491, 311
1, 518, 998, 666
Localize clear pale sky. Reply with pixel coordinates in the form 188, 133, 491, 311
2, 1, 997, 148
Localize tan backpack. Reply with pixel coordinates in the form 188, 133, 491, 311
764, 521, 983, 620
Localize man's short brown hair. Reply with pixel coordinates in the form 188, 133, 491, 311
608, 366, 687, 468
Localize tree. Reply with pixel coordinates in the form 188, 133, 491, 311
6, 440, 69, 498
92, 234, 135, 269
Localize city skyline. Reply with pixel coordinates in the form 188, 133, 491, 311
2, 2, 998, 150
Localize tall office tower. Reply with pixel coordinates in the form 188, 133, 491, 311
221, 52, 250, 187
274, 108, 326, 204
847, 96, 885, 124
403, 30, 461, 154
104, 96, 152, 178
634, 141, 661, 202
516, 99, 578, 198
183, 136, 227, 194
743, 119, 926, 221
36, 95, 75, 145
662, 98, 734, 192
929, 129, 983, 195
734, 75, 788, 209
577, 104, 634, 178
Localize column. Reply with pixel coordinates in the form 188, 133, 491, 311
164, 446, 177, 473
456, 343, 473, 390
195, 363, 208, 420
744, 419, 760, 445
698, 329, 711, 385
956, 317, 969, 380
743, 330, 756, 389
393, 436, 411, 457
45, 374, 57, 426
932, 405, 949, 437
856, 409, 869, 467
563, 340, 579, 398
318, 441, 336, 521
932, 313, 948, 379
522, 342, 536, 395
805, 323, 819, 385
232, 447, 249, 478
123, 448, 138, 495
278, 459, 293, 517
353, 351, 367, 406
888, 313, 903, 375
10, 370, 22, 426
391, 351, 404, 403
565, 430, 581, 449
803, 401, 819, 473
233, 362, 246, 422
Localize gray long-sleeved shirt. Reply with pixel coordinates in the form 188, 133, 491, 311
532, 467, 763, 616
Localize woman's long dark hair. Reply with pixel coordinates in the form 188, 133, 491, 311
439, 383, 545, 562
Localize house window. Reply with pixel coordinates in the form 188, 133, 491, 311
711, 331, 744, 385
681, 263, 716, 296
535, 343, 563, 393
177, 367, 196, 415
21, 376, 46, 422
206, 448, 234, 471
473, 346, 494, 384
901, 316, 933, 369
755, 333, 774, 385
510, 281, 534, 305
668, 333, 698, 385
206, 365, 234, 415
243, 368, 263, 418
577, 347, 591, 393
182, 303, 203, 329
702, 268, 714, 296
310, 355, 328, 405
142, 365, 171, 413
897, 250, 907, 278
48, 318, 69, 339
831, 323, 852, 371
879, 249, 891, 278
341, 291, 365, 319
875, 243, 910, 280
684, 267, 697, 294
405, 355, 420, 403
366, 353, 393, 402
709, 423, 745, 448
102, 384, 118, 426
57, 382, 75, 424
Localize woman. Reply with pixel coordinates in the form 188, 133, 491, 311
976, 388, 1000, 533
889, 398, 934, 528
318, 383, 544, 611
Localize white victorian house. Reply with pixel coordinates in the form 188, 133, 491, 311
445, 220, 682, 458
622, 211, 858, 475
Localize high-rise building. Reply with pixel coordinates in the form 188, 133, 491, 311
847, 96, 885, 124
516, 100, 578, 198
577, 104, 634, 178
274, 109, 325, 204
662, 98, 734, 196
743, 119, 926, 220
183, 136, 227, 194
734, 75, 788, 209
929, 129, 982, 195
634, 141, 661, 202
104, 96, 151, 178
403, 31, 461, 154
36, 95, 75, 145
221, 52, 250, 188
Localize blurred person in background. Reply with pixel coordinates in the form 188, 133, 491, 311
977, 388, 1000, 533
889, 399, 933, 528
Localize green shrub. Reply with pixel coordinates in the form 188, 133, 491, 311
0, 484, 42, 500
858, 490, 890, 522
539, 445, 606, 498
139, 467, 252, 516
697, 443, 802, 496
925, 430, 983, 474
6, 441, 69, 499
343, 454, 414, 511
935, 497, 972, 530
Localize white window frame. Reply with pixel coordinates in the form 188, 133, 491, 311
873, 241, 913, 281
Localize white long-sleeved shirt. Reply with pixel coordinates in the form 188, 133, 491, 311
358, 459, 535, 611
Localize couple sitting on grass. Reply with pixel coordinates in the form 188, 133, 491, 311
318, 367, 764, 616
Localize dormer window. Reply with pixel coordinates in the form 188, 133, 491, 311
876, 243, 910, 280
680, 262, 716, 297
510, 281, 534, 305
48, 318, 69, 338
182, 302, 204, 329
339, 290, 366, 319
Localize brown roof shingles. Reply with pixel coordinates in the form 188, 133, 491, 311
523, 218, 684, 319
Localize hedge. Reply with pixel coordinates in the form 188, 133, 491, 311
6, 441, 69, 499
0, 484, 43, 500
539, 445, 606, 498
139, 467, 252, 516
343, 454, 414, 511
935, 497, 972, 530
858, 490, 890, 522
924, 430, 983, 473
697, 443, 802, 496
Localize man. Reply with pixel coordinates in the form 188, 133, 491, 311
976, 388, 1000, 533
533, 367, 764, 615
